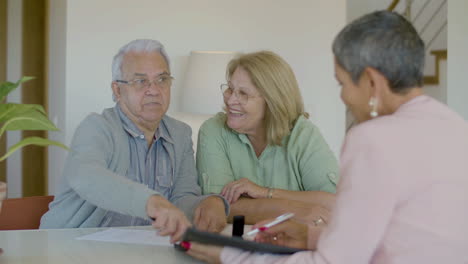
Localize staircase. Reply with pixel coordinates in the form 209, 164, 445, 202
388, 0, 447, 86
346, 0, 447, 131
423, 49, 447, 85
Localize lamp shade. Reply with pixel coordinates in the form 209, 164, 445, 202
180, 51, 238, 114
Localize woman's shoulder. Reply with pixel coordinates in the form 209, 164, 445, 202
343, 119, 392, 154
347, 116, 397, 141
288, 115, 323, 142
199, 112, 231, 135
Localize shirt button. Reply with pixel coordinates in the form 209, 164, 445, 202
139, 135, 145, 139
327, 172, 338, 183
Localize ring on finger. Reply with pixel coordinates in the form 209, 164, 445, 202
313, 216, 325, 226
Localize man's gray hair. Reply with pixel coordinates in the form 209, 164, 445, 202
111, 39, 170, 101
332, 11, 425, 93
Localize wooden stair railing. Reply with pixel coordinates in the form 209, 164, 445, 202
386, 1, 447, 86
387, 0, 400, 11
423, 49, 447, 85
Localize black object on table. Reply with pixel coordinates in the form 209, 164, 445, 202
232, 215, 245, 237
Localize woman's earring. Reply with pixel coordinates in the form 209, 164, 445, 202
369, 97, 379, 118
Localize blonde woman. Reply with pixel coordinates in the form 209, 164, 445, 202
197, 51, 339, 230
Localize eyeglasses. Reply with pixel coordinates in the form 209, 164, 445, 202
220, 84, 259, 105
116, 74, 174, 91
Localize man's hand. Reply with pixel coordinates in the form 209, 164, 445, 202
193, 196, 227, 233
146, 195, 191, 243
221, 178, 268, 204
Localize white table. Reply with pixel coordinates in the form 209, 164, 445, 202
0, 226, 214, 264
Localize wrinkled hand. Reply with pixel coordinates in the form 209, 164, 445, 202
292, 204, 331, 226
194, 196, 227, 233
221, 178, 267, 204
186, 242, 223, 264
146, 195, 191, 243
252, 218, 309, 249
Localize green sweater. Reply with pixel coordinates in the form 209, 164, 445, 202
196, 113, 339, 195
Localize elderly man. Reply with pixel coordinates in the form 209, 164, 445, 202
40, 39, 228, 242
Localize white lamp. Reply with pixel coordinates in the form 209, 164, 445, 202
180, 51, 238, 115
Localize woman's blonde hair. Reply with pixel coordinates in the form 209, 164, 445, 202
226, 51, 308, 146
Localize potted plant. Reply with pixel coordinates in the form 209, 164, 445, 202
0, 76, 68, 162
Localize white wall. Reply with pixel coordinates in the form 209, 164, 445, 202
6, 0, 23, 198
346, 0, 373, 22
48, 0, 347, 194
447, 0, 468, 120
424, 60, 447, 104
48, 0, 68, 194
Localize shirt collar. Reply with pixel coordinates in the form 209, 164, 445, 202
115, 104, 174, 144
157, 118, 174, 144
238, 133, 251, 144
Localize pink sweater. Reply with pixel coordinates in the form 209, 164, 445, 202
221, 95, 468, 263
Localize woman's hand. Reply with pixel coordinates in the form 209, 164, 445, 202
252, 218, 310, 249
185, 242, 223, 264
252, 210, 328, 250
221, 178, 268, 204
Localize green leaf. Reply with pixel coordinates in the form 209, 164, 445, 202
0, 103, 47, 122
0, 76, 35, 101
0, 136, 69, 162
0, 109, 58, 138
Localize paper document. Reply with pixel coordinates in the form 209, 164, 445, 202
76, 228, 172, 246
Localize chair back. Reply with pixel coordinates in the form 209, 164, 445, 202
0, 195, 54, 230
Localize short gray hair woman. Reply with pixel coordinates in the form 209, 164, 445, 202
333, 10, 424, 93
185, 10, 468, 264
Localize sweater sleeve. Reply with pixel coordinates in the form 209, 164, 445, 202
315, 126, 399, 263
65, 114, 158, 219
221, 247, 320, 264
